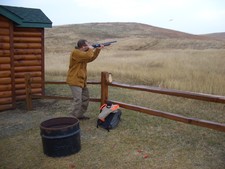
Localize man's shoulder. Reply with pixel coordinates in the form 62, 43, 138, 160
71, 48, 81, 55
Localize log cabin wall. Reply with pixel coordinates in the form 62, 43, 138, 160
0, 5, 52, 111
0, 15, 15, 111
0, 16, 46, 111
13, 27, 44, 101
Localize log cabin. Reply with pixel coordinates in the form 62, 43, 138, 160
0, 5, 52, 111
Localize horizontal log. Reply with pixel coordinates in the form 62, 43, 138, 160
111, 100, 225, 133
14, 37, 41, 43
31, 95, 100, 103
0, 42, 10, 49
0, 77, 11, 84
0, 84, 12, 91
0, 97, 12, 105
0, 36, 10, 43
0, 50, 10, 56
14, 49, 42, 55
30, 77, 42, 83
45, 81, 67, 85
0, 21, 10, 28
0, 57, 10, 64
0, 91, 12, 98
15, 78, 25, 84
0, 28, 9, 35
14, 60, 41, 66
15, 83, 42, 89
14, 66, 42, 72
44, 81, 101, 85
15, 88, 42, 95
14, 54, 42, 60
0, 70, 11, 78
31, 95, 73, 100
14, 27, 42, 32
15, 71, 41, 78
0, 64, 10, 70
15, 77, 42, 84
14, 43, 42, 49
15, 95, 26, 101
15, 77, 26, 84
13, 32, 42, 37
15, 84, 25, 89
0, 104, 13, 111
110, 82, 225, 104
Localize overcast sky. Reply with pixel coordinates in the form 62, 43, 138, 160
1, 0, 225, 34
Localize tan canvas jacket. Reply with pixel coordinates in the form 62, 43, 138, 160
66, 48, 101, 88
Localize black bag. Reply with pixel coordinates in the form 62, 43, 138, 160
97, 102, 122, 132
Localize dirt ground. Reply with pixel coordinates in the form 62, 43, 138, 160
0, 99, 76, 139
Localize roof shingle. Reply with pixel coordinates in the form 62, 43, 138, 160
0, 5, 52, 28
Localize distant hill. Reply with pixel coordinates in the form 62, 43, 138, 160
45, 22, 225, 52
202, 32, 225, 41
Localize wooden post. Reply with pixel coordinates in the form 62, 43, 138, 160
101, 72, 110, 106
25, 73, 32, 110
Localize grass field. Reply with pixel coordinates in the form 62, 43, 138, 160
1, 23, 225, 169
46, 48, 225, 96
0, 85, 225, 169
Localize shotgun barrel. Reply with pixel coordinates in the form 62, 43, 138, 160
92, 41, 117, 48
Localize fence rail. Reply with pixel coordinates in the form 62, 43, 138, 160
110, 82, 225, 104
25, 72, 225, 133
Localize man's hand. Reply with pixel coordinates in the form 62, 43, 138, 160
96, 44, 104, 49
87, 45, 94, 49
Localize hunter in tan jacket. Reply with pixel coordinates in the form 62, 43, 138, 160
66, 39, 104, 119
66, 46, 101, 88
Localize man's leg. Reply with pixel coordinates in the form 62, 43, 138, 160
69, 86, 82, 118
80, 87, 90, 115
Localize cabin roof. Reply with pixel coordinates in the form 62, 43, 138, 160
0, 5, 52, 28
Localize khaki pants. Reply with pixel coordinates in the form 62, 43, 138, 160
69, 86, 89, 118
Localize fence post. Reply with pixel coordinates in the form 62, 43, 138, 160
25, 73, 33, 110
101, 72, 110, 105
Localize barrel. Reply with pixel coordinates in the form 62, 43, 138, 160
40, 117, 81, 157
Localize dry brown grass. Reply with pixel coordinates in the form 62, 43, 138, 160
44, 23, 225, 95
45, 48, 225, 96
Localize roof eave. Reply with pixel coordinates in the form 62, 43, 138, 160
0, 6, 23, 24
15, 22, 53, 28
0, 5, 52, 28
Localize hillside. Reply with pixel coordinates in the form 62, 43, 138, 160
202, 32, 225, 41
44, 22, 225, 95
45, 22, 225, 52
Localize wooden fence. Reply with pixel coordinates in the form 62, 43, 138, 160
25, 72, 225, 133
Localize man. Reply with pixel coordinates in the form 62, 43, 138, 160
66, 39, 104, 120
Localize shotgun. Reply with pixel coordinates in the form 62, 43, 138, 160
92, 41, 117, 48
